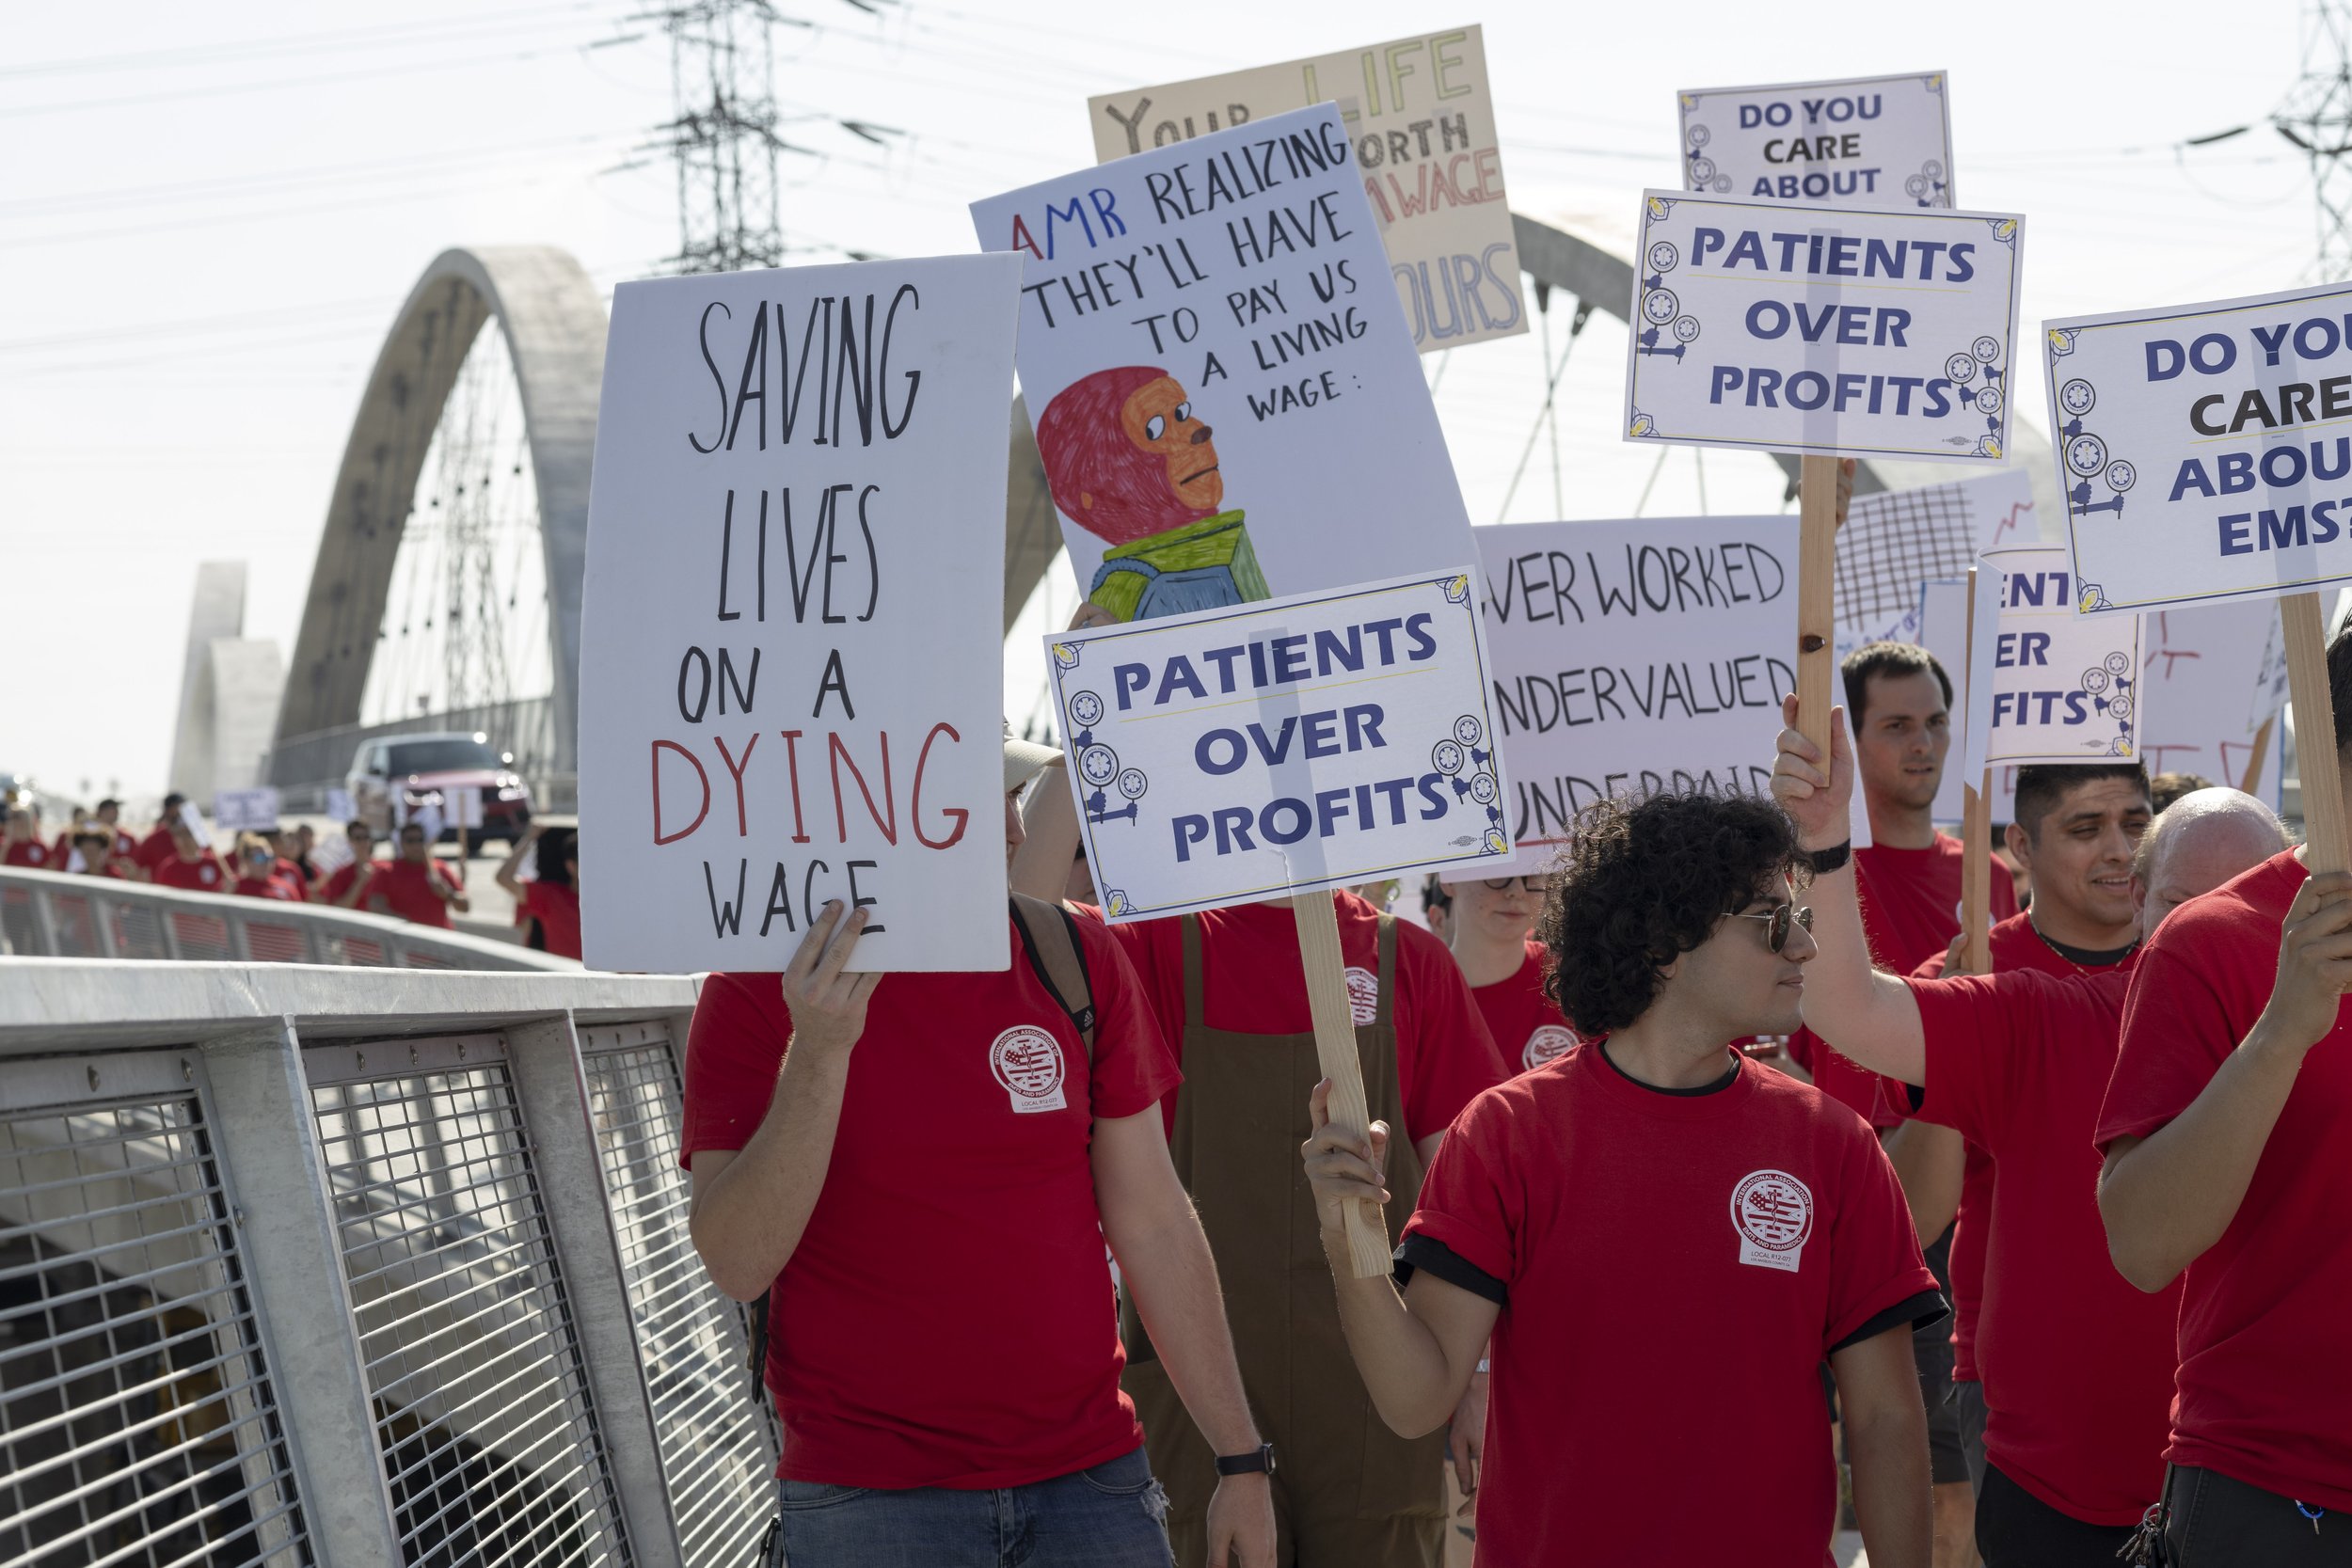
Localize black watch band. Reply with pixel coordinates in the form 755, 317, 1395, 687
1215, 1443, 1276, 1477
1807, 840, 1852, 875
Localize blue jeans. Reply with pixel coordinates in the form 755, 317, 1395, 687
767, 1447, 1174, 1568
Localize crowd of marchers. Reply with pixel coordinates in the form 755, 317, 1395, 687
677, 619, 2350, 1567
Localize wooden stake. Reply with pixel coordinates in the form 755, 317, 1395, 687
1795, 455, 1842, 758
1293, 890, 1394, 1278
2282, 592, 2348, 874
2240, 714, 2277, 797
1958, 568, 1991, 972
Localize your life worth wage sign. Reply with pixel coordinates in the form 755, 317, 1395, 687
1047, 570, 1510, 920
974, 104, 1475, 627
1089, 25, 1528, 350
1623, 190, 2022, 463
578, 253, 1024, 974
2045, 280, 2352, 615
1962, 545, 2144, 778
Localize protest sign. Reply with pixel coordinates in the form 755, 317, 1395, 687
213, 787, 280, 833
1835, 467, 2037, 640
1089, 26, 1528, 350
325, 787, 356, 825
578, 253, 1025, 973
1962, 545, 2143, 779
2138, 600, 2289, 803
1677, 72, 1956, 212
1475, 515, 1796, 863
1046, 568, 1508, 920
175, 802, 207, 840
1622, 190, 2023, 464
974, 104, 1476, 627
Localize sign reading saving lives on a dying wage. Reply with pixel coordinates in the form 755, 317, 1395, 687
1088, 26, 1528, 350
577, 253, 1024, 974
973, 104, 1475, 626
1623, 190, 2022, 464
1677, 72, 1956, 212
2046, 281, 2352, 616
1477, 515, 1797, 863
1963, 544, 2144, 777
1047, 570, 1508, 920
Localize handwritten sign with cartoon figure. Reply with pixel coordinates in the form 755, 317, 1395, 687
975, 103, 1476, 626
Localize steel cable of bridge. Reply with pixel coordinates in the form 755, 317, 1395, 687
1492, 297, 1590, 524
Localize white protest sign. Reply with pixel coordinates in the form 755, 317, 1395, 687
1046, 568, 1510, 920
2046, 281, 2352, 616
311, 833, 356, 877
2139, 599, 2289, 799
212, 787, 281, 833
1476, 515, 1796, 862
397, 797, 446, 846
445, 788, 484, 831
1963, 546, 2144, 777
579, 254, 1024, 973
1835, 467, 2038, 638
1089, 26, 1527, 350
974, 104, 1474, 626
325, 787, 356, 824
1911, 575, 2001, 826
1677, 72, 1955, 212
1623, 190, 2023, 463
175, 801, 207, 839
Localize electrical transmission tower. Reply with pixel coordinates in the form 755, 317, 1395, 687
2279, 2, 2352, 281
639, 0, 797, 274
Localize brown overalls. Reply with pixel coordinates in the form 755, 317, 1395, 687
1120, 911, 1446, 1568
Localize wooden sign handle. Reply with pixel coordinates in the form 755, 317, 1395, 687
1795, 454, 1842, 758
2241, 713, 2277, 797
1958, 569, 1991, 973
1294, 891, 1396, 1278
2282, 592, 2348, 874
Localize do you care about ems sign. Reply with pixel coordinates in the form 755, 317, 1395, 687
1623, 190, 2022, 463
1046, 571, 1510, 920
2046, 280, 2352, 615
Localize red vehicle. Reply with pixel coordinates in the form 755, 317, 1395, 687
347, 732, 532, 848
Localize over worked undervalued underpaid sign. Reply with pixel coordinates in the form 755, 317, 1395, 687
1046, 570, 1510, 920
1622, 189, 2022, 463
2045, 280, 2352, 616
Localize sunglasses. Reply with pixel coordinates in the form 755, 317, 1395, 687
1480, 875, 1553, 893
1733, 902, 1815, 953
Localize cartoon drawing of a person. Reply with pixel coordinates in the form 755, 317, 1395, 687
1035, 365, 1271, 622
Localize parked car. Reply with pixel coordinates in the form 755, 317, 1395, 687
347, 733, 532, 847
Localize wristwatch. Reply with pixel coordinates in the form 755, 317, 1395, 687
1215, 1443, 1277, 1477
1806, 840, 1852, 875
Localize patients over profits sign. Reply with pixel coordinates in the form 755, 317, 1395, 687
1045, 570, 1511, 920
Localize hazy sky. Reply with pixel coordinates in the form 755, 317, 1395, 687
0, 0, 2316, 800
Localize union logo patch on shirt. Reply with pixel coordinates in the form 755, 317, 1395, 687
1522, 1024, 1579, 1070
989, 1025, 1068, 1114
1729, 1169, 1814, 1273
1344, 966, 1379, 1026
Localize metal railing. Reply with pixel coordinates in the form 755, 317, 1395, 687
0, 960, 772, 1568
1, 868, 578, 973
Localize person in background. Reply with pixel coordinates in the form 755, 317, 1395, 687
231, 832, 305, 901
92, 798, 136, 861
51, 806, 85, 864
2148, 771, 2216, 814
72, 824, 132, 879
1991, 830, 2030, 909
361, 822, 468, 927
1419, 875, 1452, 945
2095, 627, 2352, 1565
134, 795, 187, 873
263, 828, 311, 899
4, 808, 60, 870
151, 815, 227, 893
282, 825, 323, 890
1442, 871, 1580, 1075
318, 820, 379, 908
1302, 788, 1939, 1565
495, 822, 580, 960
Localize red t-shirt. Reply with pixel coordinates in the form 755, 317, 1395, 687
272, 858, 310, 900
151, 852, 227, 892
1404, 1043, 1941, 1562
519, 881, 581, 959
2098, 849, 2352, 1510
233, 873, 305, 902
365, 859, 463, 927
679, 915, 1182, 1488
1914, 910, 2136, 1383
1789, 834, 2020, 1125
4, 840, 59, 870
1104, 892, 1508, 1144
133, 826, 176, 871
1910, 966, 2172, 1525
1471, 940, 1585, 1074
319, 859, 374, 905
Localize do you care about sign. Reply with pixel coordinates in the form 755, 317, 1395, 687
1677, 72, 1956, 210
1623, 190, 2022, 462
1047, 570, 1509, 920
578, 253, 1024, 974
2045, 281, 2352, 615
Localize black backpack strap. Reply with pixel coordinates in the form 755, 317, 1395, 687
746, 1291, 771, 1403
1010, 893, 1096, 1056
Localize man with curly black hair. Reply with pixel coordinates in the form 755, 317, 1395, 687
1301, 788, 1945, 1566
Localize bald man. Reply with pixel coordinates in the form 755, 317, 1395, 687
1773, 702, 2283, 1567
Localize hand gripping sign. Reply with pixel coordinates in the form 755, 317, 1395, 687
1677, 72, 1956, 212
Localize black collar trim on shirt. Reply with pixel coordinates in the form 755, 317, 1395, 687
2028, 920, 2138, 969
1597, 1040, 1740, 1097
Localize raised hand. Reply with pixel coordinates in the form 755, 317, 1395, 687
1770, 691, 1852, 851
784, 901, 882, 1062
2261, 870, 2352, 1054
